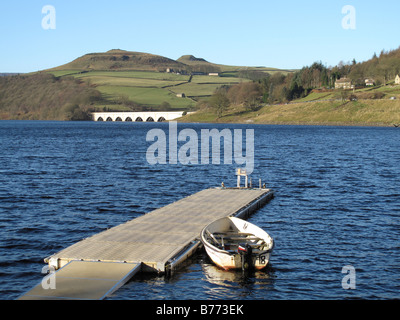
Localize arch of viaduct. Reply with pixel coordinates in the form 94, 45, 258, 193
91, 112, 186, 122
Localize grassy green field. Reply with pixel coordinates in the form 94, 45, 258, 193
79, 76, 186, 88
47, 70, 83, 77
74, 70, 190, 81
97, 85, 195, 109
169, 75, 249, 97
190, 75, 245, 84
295, 91, 336, 102
181, 98, 400, 126
168, 83, 228, 97
181, 92, 400, 126
47, 69, 254, 110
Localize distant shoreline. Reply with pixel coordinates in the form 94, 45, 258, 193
178, 120, 398, 128
0, 118, 398, 128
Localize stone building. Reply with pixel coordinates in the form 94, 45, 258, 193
335, 78, 352, 90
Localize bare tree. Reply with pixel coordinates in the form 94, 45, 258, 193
210, 92, 230, 118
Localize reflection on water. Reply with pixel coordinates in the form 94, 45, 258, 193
201, 256, 275, 299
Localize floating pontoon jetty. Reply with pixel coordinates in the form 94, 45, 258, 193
19, 187, 274, 300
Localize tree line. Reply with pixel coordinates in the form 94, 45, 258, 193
346, 47, 400, 86
204, 62, 335, 116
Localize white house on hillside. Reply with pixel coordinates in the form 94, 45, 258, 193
365, 78, 374, 86
395, 74, 400, 85
335, 78, 352, 90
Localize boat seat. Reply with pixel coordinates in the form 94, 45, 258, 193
220, 236, 263, 241
214, 232, 253, 237
213, 234, 264, 243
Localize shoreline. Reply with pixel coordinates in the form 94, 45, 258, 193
1, 118, 398, 128
178, 120, 399, 128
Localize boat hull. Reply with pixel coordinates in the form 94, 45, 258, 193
204, 242, 271, 270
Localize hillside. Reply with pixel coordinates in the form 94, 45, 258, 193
346, 47, 400, 86
178, 45, 400, 127
0, 49, 289, 120
0, 73, 101, 120
50, 49, 189, 72
177, 54, 293, 75
2, 46, 400, 125
180, 98, 400, 127
45, 49, 283, 113
179, 73, 400, 127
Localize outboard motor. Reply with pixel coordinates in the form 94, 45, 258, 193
238, 243, 253, 271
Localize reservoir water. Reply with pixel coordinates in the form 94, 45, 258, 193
0, 121, 399, 300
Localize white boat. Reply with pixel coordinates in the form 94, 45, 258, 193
200, 217, 274, 271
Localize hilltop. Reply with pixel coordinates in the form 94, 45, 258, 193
178, 55, 208, 63
50, 49, 188, 72
177, 54, 220, 73
50, 49, 285, 74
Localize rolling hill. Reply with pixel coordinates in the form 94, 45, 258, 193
0, 49, 290, 120
50, 49, 188, 72
44, 49, 290, 113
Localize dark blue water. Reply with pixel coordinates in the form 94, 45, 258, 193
0, 121, 399, 300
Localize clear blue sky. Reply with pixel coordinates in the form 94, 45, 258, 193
1, 0, 399, 73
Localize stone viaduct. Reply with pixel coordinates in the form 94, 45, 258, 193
91, 111, 187, 122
